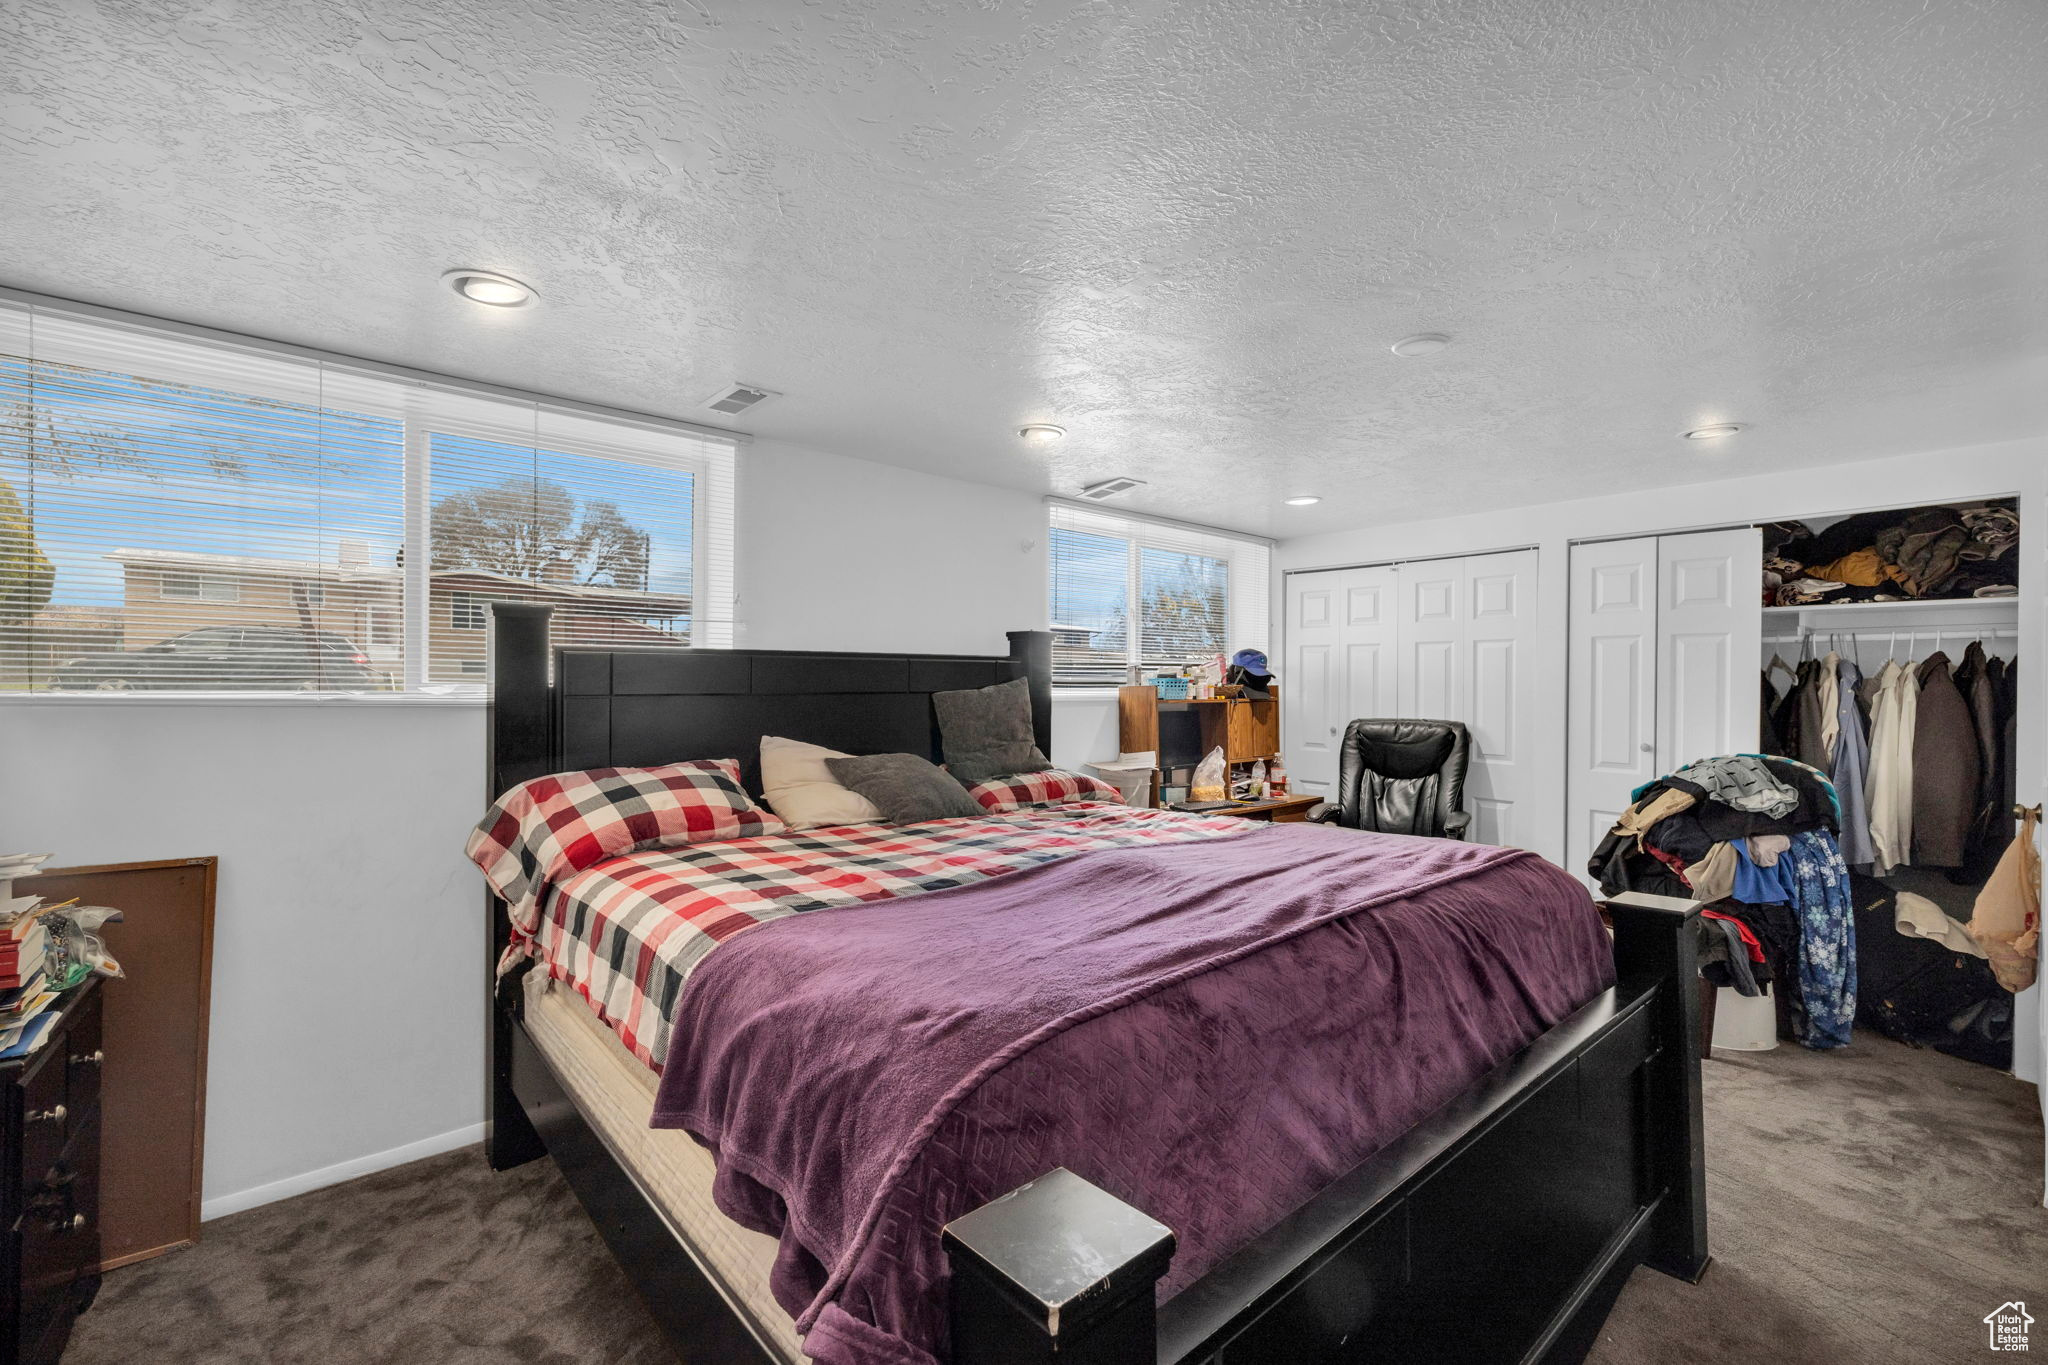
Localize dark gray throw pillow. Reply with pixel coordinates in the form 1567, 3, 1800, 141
933, 676, 1049, 787
825, 753, 983, 824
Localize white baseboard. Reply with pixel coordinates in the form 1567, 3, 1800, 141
200, 1121, 486, 1222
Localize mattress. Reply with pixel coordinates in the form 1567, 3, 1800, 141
520, 969, 809, 1364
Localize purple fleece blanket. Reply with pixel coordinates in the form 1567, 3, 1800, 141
650, 824, 1610, 1365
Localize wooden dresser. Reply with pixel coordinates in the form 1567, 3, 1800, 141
2, 978, 102, 1365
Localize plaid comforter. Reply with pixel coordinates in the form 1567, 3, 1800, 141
522, 804, 1254, 1068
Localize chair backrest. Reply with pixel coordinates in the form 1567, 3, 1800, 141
1335, 718, 1472, 837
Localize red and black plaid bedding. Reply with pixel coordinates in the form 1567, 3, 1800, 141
965, 768, 1123, 812
521, 805, 1254, 1068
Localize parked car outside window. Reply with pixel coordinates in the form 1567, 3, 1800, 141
50, 627, 382, 692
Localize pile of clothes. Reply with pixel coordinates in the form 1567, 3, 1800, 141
1590, 753, 1855, 1049
1763, 500, 2018, 607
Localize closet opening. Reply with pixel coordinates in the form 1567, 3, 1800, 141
1754, 497, 2024, 1071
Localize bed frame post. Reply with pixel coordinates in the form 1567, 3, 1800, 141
1007, 629, 1053, 760
1604, 891, 1710, 1284
484, 602, 556, 1171
943, 1168, 1174, 1365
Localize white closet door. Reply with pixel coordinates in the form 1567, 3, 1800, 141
1283, 566, 1398, 798
1339, 566, 1400, 752
1398, 558, 1466, 719
1566, 538, 1660, 882
1655, 528, 1762, 770
1462, 550, 1540, 847
1284, 569, 1346, 797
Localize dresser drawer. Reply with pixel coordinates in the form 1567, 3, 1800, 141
15, 989, 101, 1210
59, 995, 102, 1128
17, 1042, 69, 1189
14, 1118, 99, 1363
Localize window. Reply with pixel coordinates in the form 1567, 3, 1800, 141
450, 591, 490, 631
160, 572, 239, 603
0, 301, 738, 695
1046, 501, 1271, 688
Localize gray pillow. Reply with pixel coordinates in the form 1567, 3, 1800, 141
825, 753, 983, 824
933, 676, 1050, 787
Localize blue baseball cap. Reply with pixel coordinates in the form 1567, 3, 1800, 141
1230, 649, 1269, 675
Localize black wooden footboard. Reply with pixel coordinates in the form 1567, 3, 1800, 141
943, 892, 1707, 1365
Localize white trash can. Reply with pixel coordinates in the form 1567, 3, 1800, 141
1710, 983, 1779, 1052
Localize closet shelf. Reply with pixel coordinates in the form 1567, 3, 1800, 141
1763, 597, 2017, 623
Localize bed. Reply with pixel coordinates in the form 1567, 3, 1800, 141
481, 604, 1708, 1365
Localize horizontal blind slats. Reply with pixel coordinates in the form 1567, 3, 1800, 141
1047, 503, 1270, 688
1, 301, 737, 694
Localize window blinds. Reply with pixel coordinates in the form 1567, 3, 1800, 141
1046, 500, 1271, 687
0, 300, 736, 695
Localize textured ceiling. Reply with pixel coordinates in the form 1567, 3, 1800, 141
6, 0, 2047, 535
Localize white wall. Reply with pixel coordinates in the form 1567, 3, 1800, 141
0, 697, 491, 1218
0, 438, 1101, 1216
1275, 435, 2046, 1086
738, 440, 1047, 654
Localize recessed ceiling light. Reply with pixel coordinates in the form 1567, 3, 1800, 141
1284, 495, 1322, 506
443, 268, 537, 308
1019, 423, 1066, 446
1683, 423, 1746, 440
1390, 333, 1451, 358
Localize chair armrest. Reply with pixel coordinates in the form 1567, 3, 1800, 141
1443, 810, 1473, 840
1306, 802, 1341, 824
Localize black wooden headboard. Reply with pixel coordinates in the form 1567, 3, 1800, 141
487, 602, 1054, 801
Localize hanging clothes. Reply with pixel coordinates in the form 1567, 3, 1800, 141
1863, 660, 1918, 875
1783, 829, 1857, 1049
1955, 642, 2005, 878
1967, 809, 2040, 994
1910, 651, 1978, 868
1829, 655, 1874, 869
1816, 651, 1841, 767
1795, 658, 1831, 773
1759, 674, 1787, 758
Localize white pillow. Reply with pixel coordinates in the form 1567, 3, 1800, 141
758, 735, 885, 830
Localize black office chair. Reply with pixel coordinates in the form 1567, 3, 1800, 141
1309, 719, 1473, 839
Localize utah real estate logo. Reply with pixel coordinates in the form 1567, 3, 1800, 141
1985, 1302, 2033, 1352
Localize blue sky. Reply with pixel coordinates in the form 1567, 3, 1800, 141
0, 356, 694, 613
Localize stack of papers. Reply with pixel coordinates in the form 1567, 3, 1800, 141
0, 854, 62, 1058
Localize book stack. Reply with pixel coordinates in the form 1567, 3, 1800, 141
0, 854, 63, 1060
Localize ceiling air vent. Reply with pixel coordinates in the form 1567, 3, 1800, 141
1078, 476, 1147, 502
704, 382, 779, 416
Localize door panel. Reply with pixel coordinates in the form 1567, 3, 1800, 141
1285, 567, 1397, 798
1284, 575, 1344, 796
1656, 530, 1762, 770
1399, 560, 1465, 720
1567, 539, 1659, 884
1461, 550, 1539, 848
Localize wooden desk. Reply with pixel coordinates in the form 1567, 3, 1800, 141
1172, 794, 1323, 823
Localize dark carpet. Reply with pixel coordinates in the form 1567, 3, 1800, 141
64, 1037, 2044, 1365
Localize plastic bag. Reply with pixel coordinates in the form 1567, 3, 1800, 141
44, 906, 125, 990
1190, 746, 1229, 802
1967, 812, 2039, 993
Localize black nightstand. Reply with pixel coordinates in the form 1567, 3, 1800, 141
2, 976, 102, 1365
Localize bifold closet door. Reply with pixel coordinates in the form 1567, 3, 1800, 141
1283, 565, 1397, 799
1564, 528, 1762, 882
1655, 528, 1762, 769
1460, 550, 1540, 847
1565, 539, 1660, 882
1285, 552, 1537, 844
